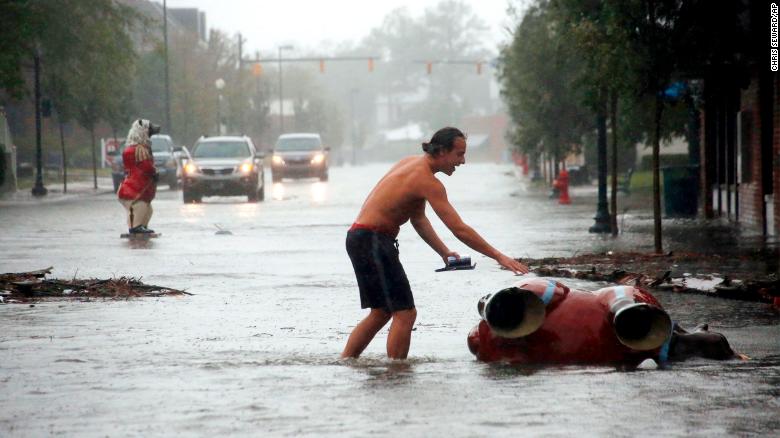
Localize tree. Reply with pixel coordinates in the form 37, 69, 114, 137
0, 0, 37, 98
1, 0, 140, 190
498, 2, 591, 176
67, 0, 138, 188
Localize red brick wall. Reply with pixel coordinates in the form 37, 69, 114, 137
738, 80, 765, 230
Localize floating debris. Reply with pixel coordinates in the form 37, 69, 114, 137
214, 223, 233, 235
0, 267, 192, 304
519, 252, 779, 304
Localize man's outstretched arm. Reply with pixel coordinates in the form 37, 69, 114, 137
425, 181, 529, 274
410, 205, 458, 264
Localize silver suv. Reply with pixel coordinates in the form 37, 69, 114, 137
181, 136, 265, 203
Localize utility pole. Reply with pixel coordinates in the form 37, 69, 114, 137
31, 48, 47, 197
277, 45, 294, 135
237, 34, 243, 133
163, 0, 172, 135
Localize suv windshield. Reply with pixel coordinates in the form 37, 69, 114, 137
193, 141, 251, 158
276, 137, 321, 151
151, 137, 173, 153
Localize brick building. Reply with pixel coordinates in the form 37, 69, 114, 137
699, 1, 779, 236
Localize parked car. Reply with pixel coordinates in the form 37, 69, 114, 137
110, 135, 180, 192
181, 135, 265, 203
150, 134, 180, 189
271, 133, 329, 182
108, 138, 126, 193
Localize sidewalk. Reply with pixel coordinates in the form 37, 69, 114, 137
0, 177, 115, 206
518, 168, 779, 274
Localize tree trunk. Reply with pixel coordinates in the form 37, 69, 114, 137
59, 121, 67, 193
589, 89, 610, 233
653, 94, 664, 254
610, 90, 619, 236
91, 127, 97, 189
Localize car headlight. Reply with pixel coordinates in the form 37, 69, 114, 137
239, 162, 253, 174
272, 155, 285, 165
184, 163, 198, 175
311, 153, 325, 165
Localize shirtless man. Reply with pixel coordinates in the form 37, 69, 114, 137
342, 127, 529, 359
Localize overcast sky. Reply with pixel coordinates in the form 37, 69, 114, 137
164, 0, 522, 56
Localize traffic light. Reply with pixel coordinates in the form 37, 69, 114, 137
252, 63, 263, 77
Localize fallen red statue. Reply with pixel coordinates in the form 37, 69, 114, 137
467, 278, 742, 368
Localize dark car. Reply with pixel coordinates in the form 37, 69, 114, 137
150, 134, 180, 189
110, 135, 180, 192
271, 133, 329, 182
181, 135, 265, 203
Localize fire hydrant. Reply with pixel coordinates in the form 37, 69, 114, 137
553, 169, 571, 205
512, 153, 530, 176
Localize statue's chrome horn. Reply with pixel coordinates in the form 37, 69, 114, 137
479, 287, 546, 338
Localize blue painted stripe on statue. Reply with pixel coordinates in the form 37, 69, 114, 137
614, 286, 626, 301
542, 280, 556, 305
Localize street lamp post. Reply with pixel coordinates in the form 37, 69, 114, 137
163, 0, 172, 135
589, 110, 611, 233
215, 78, 225, 135
31, 47, 47, 197
278, 45, 293, 134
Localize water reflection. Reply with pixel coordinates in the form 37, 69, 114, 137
180, 202, 206, 221
233, 203, 259, 219
126, 238, 155, 250
272, 183, 285, 200
310, 182, 328, 204
341, 357, 417, 386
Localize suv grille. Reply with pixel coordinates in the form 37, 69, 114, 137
202, 168, 234, 175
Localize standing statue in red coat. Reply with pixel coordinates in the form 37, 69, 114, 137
118, 119, 161, 234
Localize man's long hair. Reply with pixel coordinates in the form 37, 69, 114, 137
422, 127, 466, 156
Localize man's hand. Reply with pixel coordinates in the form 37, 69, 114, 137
442, 250, 460, 265
496, 254, 529, 275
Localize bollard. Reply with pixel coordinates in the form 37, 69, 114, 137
555, 169, 571, 205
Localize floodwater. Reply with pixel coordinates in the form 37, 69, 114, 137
1, 163, 778, 436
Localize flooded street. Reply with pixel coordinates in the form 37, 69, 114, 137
1, 163, 778, 436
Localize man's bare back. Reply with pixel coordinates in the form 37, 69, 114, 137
354, 156, 434, 236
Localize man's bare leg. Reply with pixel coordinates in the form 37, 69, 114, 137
387, 308, 417, 359
341, 308, 392, 358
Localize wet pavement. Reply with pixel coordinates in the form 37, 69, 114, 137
1, 163, 778, 436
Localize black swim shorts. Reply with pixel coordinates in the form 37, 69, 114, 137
345, 228, 414, 312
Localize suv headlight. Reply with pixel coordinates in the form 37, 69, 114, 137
311, 153, 325, 165
239, 162, 253, 174
184, 163, 199, 175
272, 155, 285, 165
